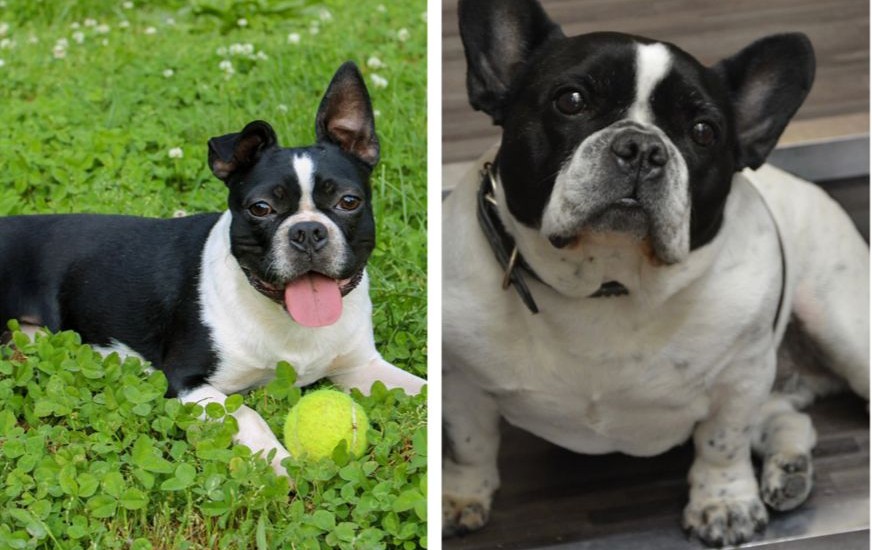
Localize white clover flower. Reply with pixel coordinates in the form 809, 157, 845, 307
229, 43, 253, 56
396, 28, 410, 42
173, 209, 187, 218
52, 45, 67, 59
287, 32, 301, 45
0, 22, 9, 36
70, 22, 81, 30
237, 18, 248, 27
309, 23, 319, 35
144, 26, 156, 35
0, 38, 13, 49
119, 20, 130, 29
72, 31, 85, 44
366, 56, 385, 69
373, 109, 381, 118
216, 45, 227, 56
0, 59, 5, 68
27, 35, 38, 44
376, 4, 386, 13
219, 59, 234, 75
370, 73, 388, 89
277, 104, 288, 113
101, 38, 108, 46
168, 147, 183, 159
163, 68, 174, 78
84, 18, 97, 27
165, 17, 175, 26
95, 24, 110, 34
255, 50, 268, 61
122, 1, 134, 9
318, 8, 332, 22
0, 1, 6, 8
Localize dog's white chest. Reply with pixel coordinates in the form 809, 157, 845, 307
198, 212, 374, 393
478, 304, 718, 455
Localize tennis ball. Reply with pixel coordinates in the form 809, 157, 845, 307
283, 389, 369, 460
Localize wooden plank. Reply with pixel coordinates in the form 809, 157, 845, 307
443, 396, 869, 550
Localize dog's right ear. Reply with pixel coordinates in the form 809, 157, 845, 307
458, 0, 564, 124
208, 120, 278, 183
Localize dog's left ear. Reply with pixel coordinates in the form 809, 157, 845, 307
713, 33, 815, 170
208, 120, 278, 183
315, 62, 379, 169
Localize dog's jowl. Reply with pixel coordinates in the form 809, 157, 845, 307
0, 62, 424, 476
442, 0, 868, 546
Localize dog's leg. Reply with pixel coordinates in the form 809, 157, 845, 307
19, 323, 40, 340
442, 366, 501, 536
683, 359, 773, 546
751, 394, 816, 511
329, 355, 425, 395
180, 384, 291, 477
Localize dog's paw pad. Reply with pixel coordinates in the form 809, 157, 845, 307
683, 497, 767, 547
443, 495, 490, 537
761, 452, 812, 511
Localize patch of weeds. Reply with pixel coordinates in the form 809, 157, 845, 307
0, 329, 426, 549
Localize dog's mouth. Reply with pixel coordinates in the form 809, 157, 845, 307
548, 197, 648, 250
612, 197, 641, 208
243, 269, 363, 328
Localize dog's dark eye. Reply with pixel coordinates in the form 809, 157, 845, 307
691, 122, 716, 146
248, 201, 273, 217
337, 195, 362, 211
554, 90, 586, 115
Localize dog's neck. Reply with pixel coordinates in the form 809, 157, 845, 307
487, 156, 729, 308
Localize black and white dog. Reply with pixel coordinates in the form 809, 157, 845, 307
0, 62, 424, 476
442, 0, 868, 546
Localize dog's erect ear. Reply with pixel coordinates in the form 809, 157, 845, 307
458, 0, 564, 124
208, 120, 278, 183
315, 62, 379, 169
713, 33, 815, 171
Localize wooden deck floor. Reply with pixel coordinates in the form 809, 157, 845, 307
443, 396, 868, 550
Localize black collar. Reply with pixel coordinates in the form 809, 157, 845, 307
476, 163, 628, 314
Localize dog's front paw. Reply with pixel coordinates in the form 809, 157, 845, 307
443, 493, 491, 536
269, 447, 292, 478
761, 452, 812, 511
683, 496, 767, 547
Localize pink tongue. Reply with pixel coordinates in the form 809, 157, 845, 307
284, 273, 343, 327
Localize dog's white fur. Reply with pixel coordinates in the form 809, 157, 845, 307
628, 43, 672, 125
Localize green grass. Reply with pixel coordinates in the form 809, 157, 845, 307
0, 0, 426, 548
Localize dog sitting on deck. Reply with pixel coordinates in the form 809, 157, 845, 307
442, 0, 868, 546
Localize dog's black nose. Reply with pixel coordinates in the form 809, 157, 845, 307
289, 221, 328, 253
610, 131, 668, 179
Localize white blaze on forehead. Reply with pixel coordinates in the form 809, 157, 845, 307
292, 154, 315, 210
627, 42, 673, 124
